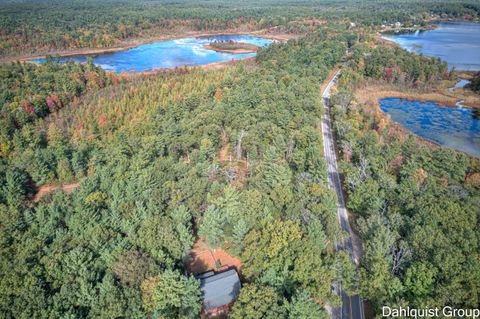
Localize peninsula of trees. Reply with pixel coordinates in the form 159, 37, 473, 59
204, 41, 259, 53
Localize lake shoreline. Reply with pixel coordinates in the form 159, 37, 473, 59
356, 87, 442, 153
2, 30, 289, 63
380, 24, 438, 37
356, 85, 479, 158
129, 56, 257, 77
356, 83, 480, 109
381, 21, 480, 72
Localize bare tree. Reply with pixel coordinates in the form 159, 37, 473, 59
207, 163, 219, 180
390, 242, 409, 275
357, 156, 370, 181
225, 167, 237, 183
236, 129, 247, 160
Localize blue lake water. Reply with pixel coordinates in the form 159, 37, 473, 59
29, 35, 273, 73
382, 21, 480, 70
379, 98, 480, 157
449, 79, 471, 92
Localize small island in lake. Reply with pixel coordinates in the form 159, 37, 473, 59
204, 40, 260, 53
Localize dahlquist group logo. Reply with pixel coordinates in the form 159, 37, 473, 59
382, 306, 480, 318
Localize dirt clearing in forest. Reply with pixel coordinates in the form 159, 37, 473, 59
185, 238, 242, 275
34, 183, 80, 202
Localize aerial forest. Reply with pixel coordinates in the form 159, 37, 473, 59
330, 44, 479, 310
1, 0, 480, 56
0, 30, 357, 318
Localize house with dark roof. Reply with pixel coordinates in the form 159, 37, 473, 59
198, 268, 241, 315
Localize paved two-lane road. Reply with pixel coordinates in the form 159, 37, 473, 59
321, 70, 364, 319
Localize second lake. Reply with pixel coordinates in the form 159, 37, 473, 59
29, 35, 274, 73
379, 98, 480, 157
382, 21, 480, 71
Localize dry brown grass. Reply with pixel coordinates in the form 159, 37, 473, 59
356, 82, 480, 109
34, 183, 80, 202
218, 128, 230, 163
353, 81, 480, 157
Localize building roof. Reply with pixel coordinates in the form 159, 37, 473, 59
199, 269, 241, 310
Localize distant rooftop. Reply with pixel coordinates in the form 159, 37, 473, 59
199, 269, 241, 311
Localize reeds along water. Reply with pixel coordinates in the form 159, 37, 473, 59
379, 97, 480, 158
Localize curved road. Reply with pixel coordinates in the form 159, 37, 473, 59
321, 70, 365, 319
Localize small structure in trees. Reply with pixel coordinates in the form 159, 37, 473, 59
198, 268, 241, 316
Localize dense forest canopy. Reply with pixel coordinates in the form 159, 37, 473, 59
0, 59, 110, 158
330, 43, 480, 311
1, 0, 479, 56
0, 30, 361, 317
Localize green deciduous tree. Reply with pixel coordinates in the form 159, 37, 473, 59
286, 290, 327, 319
230, 284, 286, 319
241, 220, 302, 279
140, 270, 201, 319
